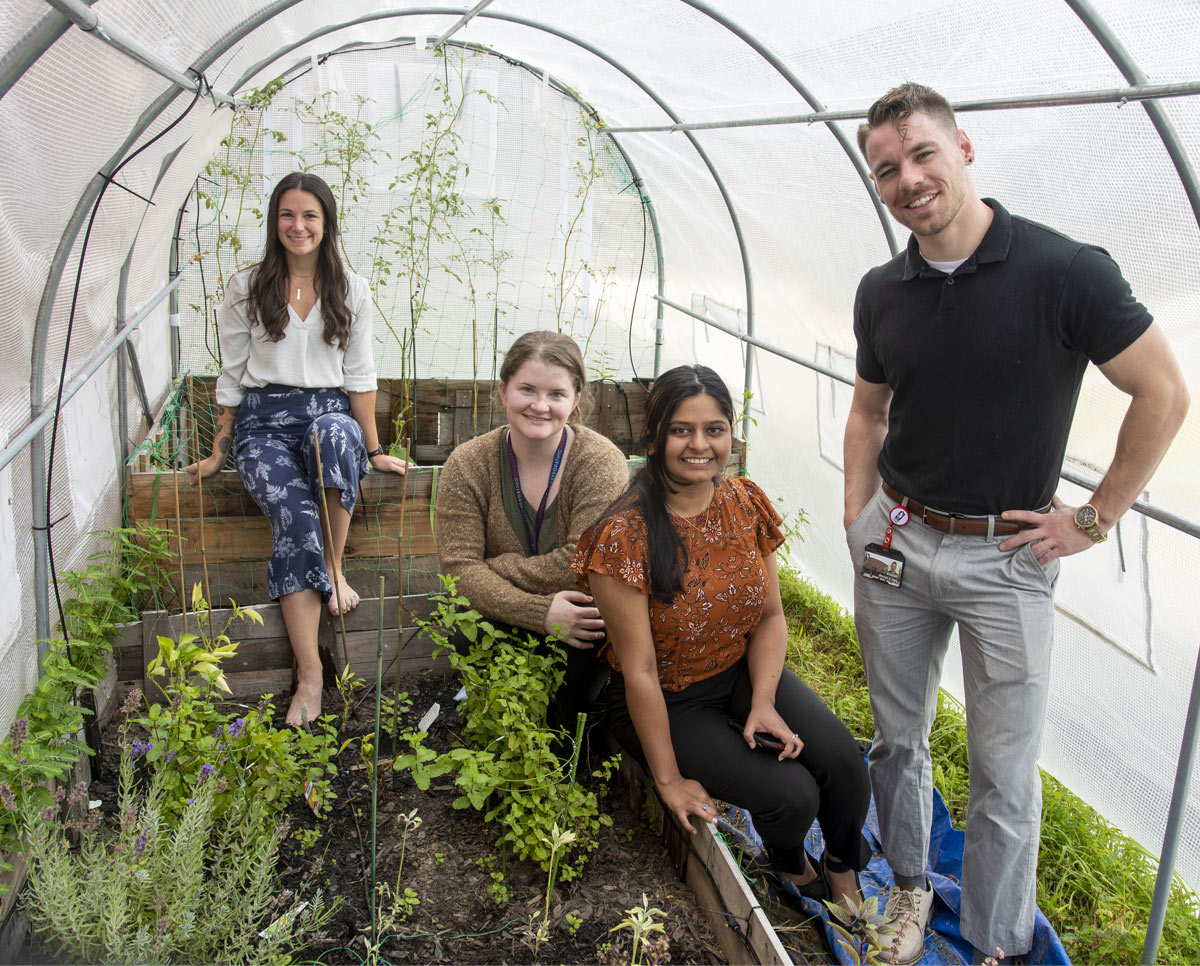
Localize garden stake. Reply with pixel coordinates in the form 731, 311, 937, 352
370, 575, 385, 952
311, 427, 351, 673
187, 374, 214, 634
394, 436, 411, 694
568, 711, 587, 786
171, 430, 187, 638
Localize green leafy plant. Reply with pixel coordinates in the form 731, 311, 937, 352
823, 892, 899, 965
395, 576, 618, 883
0, 640, 104, 859
607, 893, 670, 966
134, 584, 338, 820
22, 741, 335, 965
362, 809, 423, 966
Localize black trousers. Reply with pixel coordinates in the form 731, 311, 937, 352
447, 623, 611, 740
606, 658, 871, 874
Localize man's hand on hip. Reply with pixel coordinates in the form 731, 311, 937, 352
998, 495, 1101, 561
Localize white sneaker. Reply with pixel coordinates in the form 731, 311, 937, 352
878, 881, 934, 965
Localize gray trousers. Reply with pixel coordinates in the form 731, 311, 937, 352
847, 486, 1059, 956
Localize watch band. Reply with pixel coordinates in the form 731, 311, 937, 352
366, 445, 385, 459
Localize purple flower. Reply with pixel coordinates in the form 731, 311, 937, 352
0, 782, 15, 811
163, 749, 175, 763
197, 763, 215, 785
187, 798, 194, 805
135, 829, 149, 855
8, 717, 27, 755
131, 740, 153, 759
228, 718, 245, 738
213, 724, 224, 740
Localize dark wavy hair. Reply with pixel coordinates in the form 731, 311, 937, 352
603, 364, 735, 603
246, 171, 353, 349
498, 331, 591, 425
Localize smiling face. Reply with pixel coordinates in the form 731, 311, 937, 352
498, 358, 579, 444
657, 392, 732, 491
276, 187, 326, 261
864, 110, 975, 243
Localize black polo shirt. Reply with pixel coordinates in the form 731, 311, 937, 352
853, 199, 1152, 515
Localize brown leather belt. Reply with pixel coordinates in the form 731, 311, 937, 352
881, 483, 1043, 537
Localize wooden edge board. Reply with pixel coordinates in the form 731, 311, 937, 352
612, 740, 790, 966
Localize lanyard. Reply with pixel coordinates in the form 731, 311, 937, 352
507, 428, 568, 555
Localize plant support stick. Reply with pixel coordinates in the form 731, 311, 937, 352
312, 427, 351, 673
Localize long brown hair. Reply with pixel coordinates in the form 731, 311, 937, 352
498, 331, 591, 425
247, 172, 353, 348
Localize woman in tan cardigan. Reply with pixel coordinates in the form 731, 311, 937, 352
434, 331, 629, 737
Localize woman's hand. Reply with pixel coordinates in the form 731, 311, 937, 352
369, 452, 413, 475
544, 590, 605, 649
184, 455, 225, 487
743, 702, 804, 761
658, 775, 718, 834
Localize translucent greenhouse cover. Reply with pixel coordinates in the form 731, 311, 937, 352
1, 0, 1198, 890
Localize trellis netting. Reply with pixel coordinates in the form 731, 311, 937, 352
1, 0, 1198, 896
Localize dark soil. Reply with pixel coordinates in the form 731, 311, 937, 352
287, 669, 725, 964
52, 669, 726, 966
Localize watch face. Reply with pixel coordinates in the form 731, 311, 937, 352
1076, 505, 1098, 527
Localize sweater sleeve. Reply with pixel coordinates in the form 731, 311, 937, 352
434, 435, 557, 634
485, 430, 629, 596
341, 272, 377, 392
215, 271, 253, 407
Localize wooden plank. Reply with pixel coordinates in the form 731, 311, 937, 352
613, 740, 789, 966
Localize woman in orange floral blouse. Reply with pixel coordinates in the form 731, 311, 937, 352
573, 365, 870, 909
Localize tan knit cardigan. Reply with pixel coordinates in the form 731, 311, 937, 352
434, 425, 629, 633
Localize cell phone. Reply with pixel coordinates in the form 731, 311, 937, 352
728, 719, 785, 752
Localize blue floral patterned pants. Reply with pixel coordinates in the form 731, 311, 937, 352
234, 385, 368, 601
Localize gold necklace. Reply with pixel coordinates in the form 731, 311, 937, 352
290, 273, 315, 301
667, 499, 713, 538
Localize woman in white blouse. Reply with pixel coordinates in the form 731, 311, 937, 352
186, 172, 407, 726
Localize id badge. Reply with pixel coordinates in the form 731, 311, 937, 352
861, 542, 905, 587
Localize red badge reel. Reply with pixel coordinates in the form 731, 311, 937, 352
861, 504, 909, 588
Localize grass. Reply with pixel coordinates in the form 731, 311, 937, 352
778, 566, 1200, 965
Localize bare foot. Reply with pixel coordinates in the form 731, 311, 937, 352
286, 679, 322, 727
824, 865, 860, 914
327, 574, 360, 616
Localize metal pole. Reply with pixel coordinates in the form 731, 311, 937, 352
655, 293, 1200, 539
10, 277, 181, 479
28, 0, 294, 647
0, 2, 96, 103
677, 0, 897, 262
433, 0, 498, 48
602, 79, 1200, 134
229, 10, 752, 389
1142, 643, 1200, 964
40, 0, 244, 109
1066, 0, 1200, 242
1057, 6, 1200, 957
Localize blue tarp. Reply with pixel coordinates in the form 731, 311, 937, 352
723, 780, 1070, 965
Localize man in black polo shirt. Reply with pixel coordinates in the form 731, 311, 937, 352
844, 83, 1189, 965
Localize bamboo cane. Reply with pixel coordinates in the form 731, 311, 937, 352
312, 427, 351, 673
187, 375, 214, 634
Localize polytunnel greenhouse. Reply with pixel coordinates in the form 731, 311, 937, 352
1, 1, 1198, 963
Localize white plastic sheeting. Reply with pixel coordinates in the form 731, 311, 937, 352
1, 0, 1198, 889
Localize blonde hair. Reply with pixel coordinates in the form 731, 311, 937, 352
498, 331, 591, 425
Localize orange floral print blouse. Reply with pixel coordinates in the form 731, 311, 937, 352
571, 476, 785, 692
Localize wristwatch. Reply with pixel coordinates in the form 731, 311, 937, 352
366, 446, 385, 459
1074, 503, 1107, 543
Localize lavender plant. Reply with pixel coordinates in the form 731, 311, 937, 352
22, 740, 336, 964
